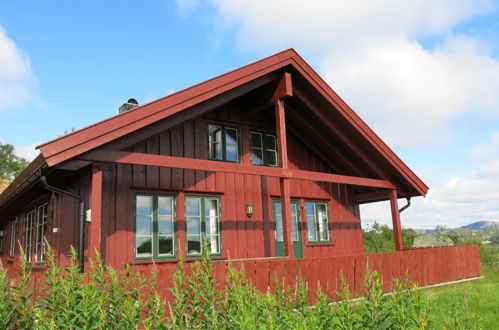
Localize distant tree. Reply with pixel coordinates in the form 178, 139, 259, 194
363, 221, 417, 253
0, 142, 30, 179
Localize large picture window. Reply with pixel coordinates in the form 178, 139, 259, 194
135, 194, 175, 259
305, 201, 330, 243
185, 196, 221, 257
250, 131, 277, 166
25, 210, 34, 262
208, 124, 239, 162
35, 203, 48, 263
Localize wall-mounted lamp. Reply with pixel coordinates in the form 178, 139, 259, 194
0, 230, 3, 237
246, 202, 253, 218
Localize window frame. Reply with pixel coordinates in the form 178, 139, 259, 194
185, 195, 222, 258
35, 203, 48, 264
250, 131, 278, 166
304, 201, 331, 244
9, 219, 16, 258
25, 209, 35, 262
207, 123, 241, 163
134, 193, 177, 261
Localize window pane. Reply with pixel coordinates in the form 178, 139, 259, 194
136, 216, 152, 235
274, 202, 283, 242
225, 128, 238, 145
250, 132, 262, 148
305, 202, 317, 241
158, 236, 173, 255
187, 235, 201, 255
265, 135, 276, 150
251, 148, 263, 165
136, 237, 152, 255
186, 197, 200, 217
317, 204, 329, 241
158, 216, 173, 235
136, 196, 152, 215
158, 197, 173, 215
264, 149, 277, 166
204, 198, 219, 236
206, 234, 220, 254
208, 125, 222, 159
291, 204, 299, 241
226, 145, 238, 161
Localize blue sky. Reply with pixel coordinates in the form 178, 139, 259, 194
1, 0, 499, 228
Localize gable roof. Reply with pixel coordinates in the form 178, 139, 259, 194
0, 49, 428, 215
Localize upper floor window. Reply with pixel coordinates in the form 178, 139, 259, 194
208, 124, 239, 162
305, 201, 330, 243
250, 131, 277, 166
35, 203, 48, 263
25, 210, 34, 262
134, 194, 175, 259
185, 195, 221, 257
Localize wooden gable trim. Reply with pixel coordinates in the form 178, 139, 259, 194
79, 150, 396, 189
287, 55, 428, 196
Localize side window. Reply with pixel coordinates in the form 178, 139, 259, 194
208, 124, 239, 162
9, 219, 16, 258
185, 196, 221, 257
250, 131, 277, 166
305, 202, 330, 243
35, 203, 48, 263
25, 210, 34, 262
134, 194, 175, 259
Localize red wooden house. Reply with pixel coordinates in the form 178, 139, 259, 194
0, 49, 480, 294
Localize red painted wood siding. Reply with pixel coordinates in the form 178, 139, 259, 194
92, 105, 364, 266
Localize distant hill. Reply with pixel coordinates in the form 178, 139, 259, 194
460, 221, 499, 231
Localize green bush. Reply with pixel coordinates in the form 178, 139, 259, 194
0, 245, 483, 329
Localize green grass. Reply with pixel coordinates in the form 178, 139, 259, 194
424, 268, 499, 329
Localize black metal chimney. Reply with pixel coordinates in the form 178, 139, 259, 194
119, 98, 139, 113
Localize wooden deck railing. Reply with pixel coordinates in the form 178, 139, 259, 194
2, 245, 481, 302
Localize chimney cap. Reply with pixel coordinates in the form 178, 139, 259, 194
119, 98, 139, 114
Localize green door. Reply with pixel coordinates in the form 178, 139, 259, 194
273, 200, 303, 258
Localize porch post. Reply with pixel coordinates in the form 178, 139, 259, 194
275, 98, 294, 258
89, 163, 103, 256
389, 190, 404, 251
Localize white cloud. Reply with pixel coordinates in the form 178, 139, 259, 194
14, 143, 39, 161
176, 0, 499, 147
0, 27, 37, 111
362, 131, 499, 228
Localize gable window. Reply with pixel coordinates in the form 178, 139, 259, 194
25, 210, 34, 262
9, 219, 16, 258
305, 201, 330, 243
185, 196, 221, 257
35, 203, 48, 263
135, 194, 175, 259
250, 131, 277, 166
208, 124, 239, 162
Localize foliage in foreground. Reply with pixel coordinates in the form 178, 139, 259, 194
0, 246, 483, 329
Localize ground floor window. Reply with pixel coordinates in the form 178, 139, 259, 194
305, 201, 330, 243
185, 196, 221, 257
9, 219, 16, 258
35, 203, 48, 263
134, 194, 175, 259
25, 210, 34, 262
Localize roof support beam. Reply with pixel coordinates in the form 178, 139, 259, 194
389, 190, 404, 251
354, 190, 392, 203
79, 150, 396, 189
246, 72, 293, 117
275, 92, 294, 258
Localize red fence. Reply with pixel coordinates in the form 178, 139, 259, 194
132, 245, 481, 302
2, 245, 481, 303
